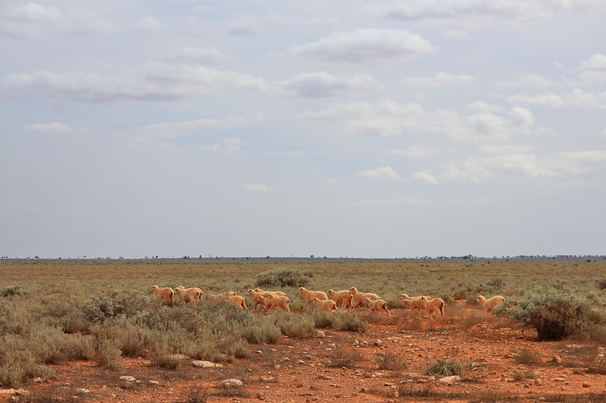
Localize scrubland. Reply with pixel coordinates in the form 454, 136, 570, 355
1, 257, 605, 402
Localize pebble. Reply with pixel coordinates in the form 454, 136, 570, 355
583, 382, 591, 388
219, 379, 243, 388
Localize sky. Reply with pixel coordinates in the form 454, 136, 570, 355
1, 1, 606, 259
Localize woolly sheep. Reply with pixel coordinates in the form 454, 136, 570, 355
400, 294, 428, 318
297, 287, 328, 303
328, 289, 353, 310
311, 297, 336, 313
175, 286, 203, 304
363, 297, 390, 319
476, 295, 505, 316
259, 294, 290, 313
348, 287, 381, 311
421, 296, 444, 325
152, 285, 174, 307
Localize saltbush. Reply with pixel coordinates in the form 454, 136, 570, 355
255, 268, 311, 288
495, 287, 606, 341
423, 358, 464, 376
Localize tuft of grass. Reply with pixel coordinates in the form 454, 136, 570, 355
1, 285, 27, 297
327, 347, 363, 368
375, 351, 405, 371
515, 348, 538, 365
423, 358, 464, 376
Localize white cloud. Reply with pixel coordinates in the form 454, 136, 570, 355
266, 150, 306, 157
464, 101, 503, 113
578, 54, 606, 71
163, 47, 229, 65
399, 71, 474, 87
327, 179, 344, 191
278, 72, 382, 98
498, 74, 555, 88
133, 115, 266, 139
285, 28, 437, 64
367, 1, 606, 30
22, 122, 72, 133
576, 54, 606, 86
388, 143, 439, 159
478, 144, 534, 154
358, 166, 399, 180
412, 171, 440, 184
242, 183, 274, 192
224, 137, 247, 156
299, 101, 553, 142
442, 150, 606, 182
0, 65, 384, 102
134, 16, 167, 34
508, 89, 606, 110
353, 195, 428, 207
0, 3, 114, 38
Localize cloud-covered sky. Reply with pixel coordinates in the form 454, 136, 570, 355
2, 0, 605, 258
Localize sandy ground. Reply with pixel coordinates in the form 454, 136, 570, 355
4, 305, 606, 403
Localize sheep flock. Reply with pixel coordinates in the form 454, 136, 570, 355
152, 284, 505, 326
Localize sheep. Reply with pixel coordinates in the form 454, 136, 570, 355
297, 287, 328, 304
348, 287, 381, 311
259, 294, 290, 313
246, 289, 267, 310
228, 294, 247, 310
421, 296, 444, 325
364, 297, 390, 319
152, 285, 174, 307
214, 291, 237, 302
175, 286, 203, 304
254, 288, 287, 297
400, 294, 427, 318
311, 297, 336, 313
476, 295, 505, 316
328, 289, 353, 310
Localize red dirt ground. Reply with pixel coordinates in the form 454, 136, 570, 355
3, 305, 606, 403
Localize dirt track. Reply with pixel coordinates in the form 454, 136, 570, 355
6, 305, 606, 403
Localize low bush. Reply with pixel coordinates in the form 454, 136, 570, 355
273, 311, 314, 339
494, 287, 606, 341
255, 268, 311, 288
331, 310, 368, 333
424, 358, 464, 376
375, 351, 405, 371
1, 285, 27, 297
328, 347, 363, 368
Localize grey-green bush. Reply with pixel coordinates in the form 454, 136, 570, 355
255, 268, 311, 288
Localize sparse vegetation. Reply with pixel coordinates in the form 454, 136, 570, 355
424, 358, 464, 376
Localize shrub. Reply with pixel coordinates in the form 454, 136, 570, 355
331, 310, 368, 333
273, 311, 314, 338
1, 286, 27, 297
96, 339, 122, 370
423, 359, 464, 376
255, 268, 311, 288
241, 318, 281, 344
375, 351, 405, 371
495, 287, 606, 341
328, 348, 363, 368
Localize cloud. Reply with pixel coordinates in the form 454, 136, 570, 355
285, 28, 437, 64
299, 101, 553, 142
278, 72, 382, 98
442, 149, 606, 182
367, 1, 606, 30
498, 74, 556, 88
576, 54, 606, 86
133, 16, 167, 34
0, 3, 114, 38
578, 54, 606, 71
388, 143, 439, 159
163, 47, 229, 65
133, 115, 266, 139
22, 122, 72, 133
507, 89, 606, 110
464, 101, 503, 112
0, 64, 382, 103
358, 166, 399, 180
399, 71, 474, 87
353, 195, 428, 207
412, 171, 440, 184
266, 150, 306, 157
242, 183, 274, 192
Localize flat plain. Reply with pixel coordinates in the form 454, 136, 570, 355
1, 257, 605, 402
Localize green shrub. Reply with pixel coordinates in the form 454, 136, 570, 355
331, 310, 368, 333
273, 311, 314, 338
495, 287, 606, 341
96, 339, 122, 370
375, 351, 405, 371
255, 268, 311, 288
241, 317, 281, 344
423, 359, 464, 376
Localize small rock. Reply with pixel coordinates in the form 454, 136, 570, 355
535, 378, 543, 386
75, 389, 90, 395
32, 377, 43, 383
317, 331, 326, 338
374, 339, 383, 347
572, 368, 587, 375
192, 361, 221, 368
119, 376, 136, 382
360, 387, 369, 393
439, 376, 461, 383
550, 356, 562, 363
219, 379, 243, 389
148, 381, 159, 386
297, 360, 306, 365
583, 382, 591, 388
260, 377, 274, 382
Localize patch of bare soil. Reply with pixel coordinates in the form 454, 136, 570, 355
6, 306, 606, 403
